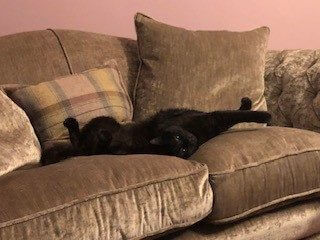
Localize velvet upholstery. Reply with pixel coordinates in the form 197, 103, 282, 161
0, 30, 319, 132
50, 29, 139, 98
0, 31, 70, 85
0, 29, 139, 98
1, 29, 320, 239
0, 155, 213, 240
160, 200, 320, 240
265, 50, 320, 133
0, 89, 41, 176
190, 126, 320, 224
133, 13, 269, 121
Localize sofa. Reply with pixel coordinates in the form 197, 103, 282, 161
0, 28, 320, 240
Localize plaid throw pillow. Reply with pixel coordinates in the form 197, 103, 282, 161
10, 60, 133, 144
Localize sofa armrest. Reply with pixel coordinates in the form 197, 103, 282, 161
264, 49, 320, 132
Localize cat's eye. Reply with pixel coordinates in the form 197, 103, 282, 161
181, 148, 187, 153
175, 135, 181, 140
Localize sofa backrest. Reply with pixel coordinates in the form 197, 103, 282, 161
1, 30, 320, 132
0, 29, 139, 97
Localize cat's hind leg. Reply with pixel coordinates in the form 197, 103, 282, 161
239, 97, 252, 110
212, 110, 271, 132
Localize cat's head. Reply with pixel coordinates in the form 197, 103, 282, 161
150, 126, 198, 159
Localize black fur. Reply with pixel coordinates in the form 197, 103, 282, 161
148, 97, 267, 158
41, 117, 120, 165
64, 116, 120, 155
239, 97, 252, 110
42, 97, 271, 165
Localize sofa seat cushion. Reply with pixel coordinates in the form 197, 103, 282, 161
0, 155, 213, 240
190, 126, 320, 224
162, 199, 320, 240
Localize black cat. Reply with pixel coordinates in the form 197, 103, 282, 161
61, 97, 270, 160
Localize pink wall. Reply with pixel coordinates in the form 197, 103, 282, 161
1, 0, 319, 50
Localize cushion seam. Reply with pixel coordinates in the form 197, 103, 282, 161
132, 12, 143, 116
0, 163, 208, 228
132, 207, 213, 240
47, 29, 73, 74
212, 187, 320, 224
211, 148, 320, 175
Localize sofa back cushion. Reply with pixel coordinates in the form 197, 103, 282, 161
133, 13, 269, 121
0, 29, 139, 98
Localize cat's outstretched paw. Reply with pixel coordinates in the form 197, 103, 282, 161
63, 117, 79, 130
240, 97, 252, 110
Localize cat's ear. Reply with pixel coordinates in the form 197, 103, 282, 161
150, 137, 163, 145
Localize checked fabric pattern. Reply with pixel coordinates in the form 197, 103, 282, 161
10, 60, 133, 143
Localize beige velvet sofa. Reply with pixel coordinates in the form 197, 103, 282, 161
1, 29, 320, 240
